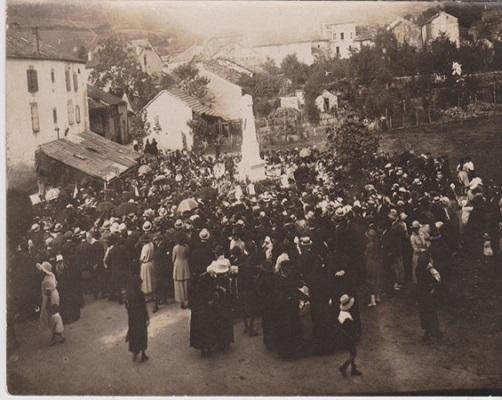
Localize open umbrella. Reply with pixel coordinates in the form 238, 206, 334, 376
45, 187, 61, 202
299, 148, 311, 158
177, 198, 198, 213
138, 165, 152, 176
114, 201, 137, 217
96, 200, 115, 213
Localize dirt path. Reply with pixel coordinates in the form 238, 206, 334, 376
7, 251, 502, 395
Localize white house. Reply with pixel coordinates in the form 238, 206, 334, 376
421, 11, 460, 48
315, 90, 338, 113
6, 29, 89, 187
199, 60, 248, 120
388, 17, 423, 49
142, 88, 223, 151
320, 22, 357, 59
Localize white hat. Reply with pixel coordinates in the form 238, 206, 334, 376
142, 221, 152, 232
174, 219, 183, 229
119, 223, 127, 232
110, 222, 120, 234
199, 228, 210, 240
30, 223, 41, 233
339, 294, 355, 311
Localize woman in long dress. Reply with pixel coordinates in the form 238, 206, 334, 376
410, 221, 429, 284
125, 275, 149, 362
172, 236, 191, 308
139, 238, 156, 302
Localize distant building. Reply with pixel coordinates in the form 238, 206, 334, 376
165, 45, 204, 73
142, 88, 225, 151
421, 11, 460, 47
280, 89, 306, 111
6, 29, 89, 187
388, 17, 423, 49
315, 90, 338, 113
250, 40, 316, 66
87, 85, 129, 144
320, 22, 357, 59
127, 39, 164, 75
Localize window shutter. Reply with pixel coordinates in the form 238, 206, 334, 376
75, 105, 81, 123
68, 99, 74, 124
27, 69, 38, 93
73, 72, 78, 92
53, 108, 58, 124
30, 102, 40, 133
65, 68, 71, 91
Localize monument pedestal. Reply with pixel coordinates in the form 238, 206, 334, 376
238, 94, 266, 182
238, 158, 266, 182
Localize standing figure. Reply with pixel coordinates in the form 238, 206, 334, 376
337, 294, 362, 377
125, 275, 149, 362
410, 221, 429, 284
416, 254, 443, 343
139, 233, 157, 310
172, 236, 191, 309
38, 262, 65, 346
365, 224, 384, 307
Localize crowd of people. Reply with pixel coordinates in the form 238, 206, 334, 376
8, 140, 502, 373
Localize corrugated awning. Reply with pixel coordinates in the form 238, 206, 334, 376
38, 131, 142, 182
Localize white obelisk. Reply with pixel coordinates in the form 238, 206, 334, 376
238, 94, 266, 182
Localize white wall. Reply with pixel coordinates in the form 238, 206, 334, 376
144, 91, 194, 151
199, 68, 244, 120
138, 48, 164, 75
252, 41, 315, 66
423, 12, 460, 47
321, 23, 357, 59
6, 58, 89, 184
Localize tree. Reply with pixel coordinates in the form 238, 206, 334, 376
89, 36, 158, 110
330, 115, 380, 171
172, 63, 210, 99
129, 110, 151, 141
280, 54, 309, 87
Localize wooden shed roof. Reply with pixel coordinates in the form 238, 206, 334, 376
38, 131, 141, 182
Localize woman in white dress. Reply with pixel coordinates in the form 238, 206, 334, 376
172, 236, 191, 308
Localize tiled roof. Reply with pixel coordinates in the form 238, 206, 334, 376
87, 85, 126, 106
6, 29, 85, 63
201, 60, 244, 86
143, 88, 224, 118
38, 131, 141, 182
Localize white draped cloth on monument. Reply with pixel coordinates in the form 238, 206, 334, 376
238, 94, 266, 182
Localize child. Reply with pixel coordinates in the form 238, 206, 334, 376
483, 233, 494, 270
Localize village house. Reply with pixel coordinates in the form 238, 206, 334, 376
388, 17, 423, 49
421, 11, 460, 47
87, 85, 129, 144
198, 60, 249, 120
315, 90, 338, 113
6, 28, 90, 187
127, 38, 164, 75
249, 39, 316, 66
280, 89, 306, 111
320, 22, 357, 59
142, 88, 225, 151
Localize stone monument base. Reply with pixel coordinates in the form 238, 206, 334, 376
238, 160, 266, 182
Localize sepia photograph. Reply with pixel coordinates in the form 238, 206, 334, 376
4, 0, 502, 396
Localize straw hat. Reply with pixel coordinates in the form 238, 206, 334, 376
339, 294, 355, 311
300, 236, 312, 247
207, 259, 230, 275
142, 221, 152, 232
174, 219, 183, 229
199, 228, 210, 240
53, 223, 63, 233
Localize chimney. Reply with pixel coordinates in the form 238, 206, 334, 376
32, 27, 40, 55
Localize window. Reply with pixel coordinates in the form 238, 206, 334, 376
143, 54, 147, 68
341, 32, 344, 40
350, 32, 353, 39
30, 102, 39, 133
53, 108, 58, 124
67, 99, 74, 124
336, 46, 340, 56
27, 67, 38, 93
65, 68, 71, 91
51, 68, 55, 83
75, 105, 81, 124
349, 45, 352, 51
332, 32, 337, 40
73, 72, 78, 92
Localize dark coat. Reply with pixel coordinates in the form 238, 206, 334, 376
126, 289, 149, 353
